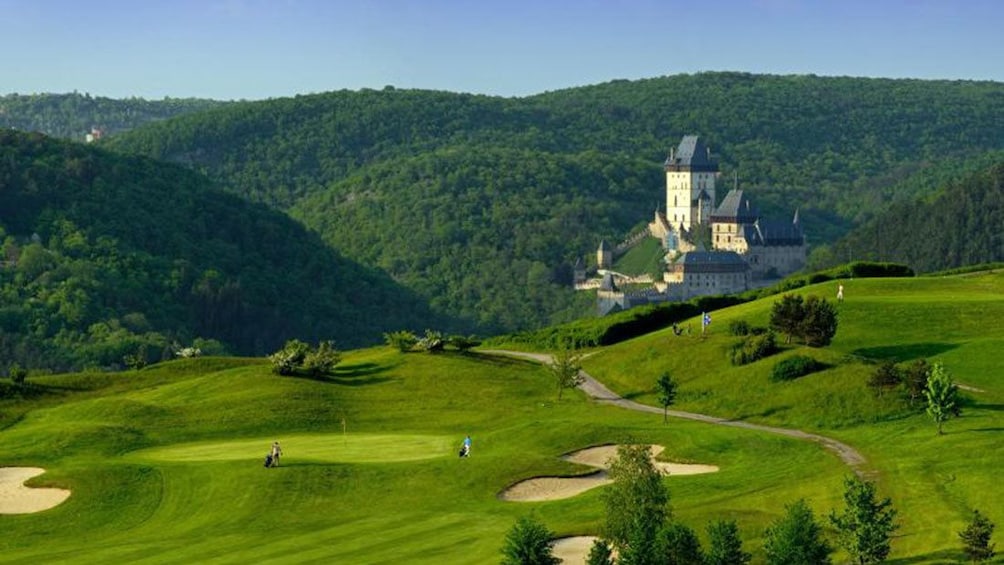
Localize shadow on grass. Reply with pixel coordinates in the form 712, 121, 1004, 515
283, 362, 396, 386
466, 351, 541, 368
969, 403, 1004, 412
886, 548, 962, 564
852, 342, 959, 362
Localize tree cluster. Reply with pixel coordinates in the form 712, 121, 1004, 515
268, 339, 341, 377
769, 294, 838, 347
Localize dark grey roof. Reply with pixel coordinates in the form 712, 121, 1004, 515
599, 272, 619, 291
598, 239, 612, 251
573, 257, 585, 269
744, 219, 804, 247
677, 250, 748, 266
672, 251, 749, 273
664, 135, 718, 172
711, 189, 758, 223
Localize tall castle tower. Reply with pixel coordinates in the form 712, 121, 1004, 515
664, 135, 718, 233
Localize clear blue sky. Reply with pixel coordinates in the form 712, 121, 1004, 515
3, 0, 1002, 100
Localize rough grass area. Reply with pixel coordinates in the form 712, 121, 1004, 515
1, 272, 1001, 563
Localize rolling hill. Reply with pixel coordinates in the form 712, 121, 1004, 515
0, 130, 443, 372
0, 272, 1000, 562
100, 73, 1004, 336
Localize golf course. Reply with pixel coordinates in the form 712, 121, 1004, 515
1, 272, 1001, 563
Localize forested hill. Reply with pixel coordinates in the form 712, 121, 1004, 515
102, 73, 1004, 336
0, 130, 443, 373
829, 156, 1004, 272
0, 92, 226, 141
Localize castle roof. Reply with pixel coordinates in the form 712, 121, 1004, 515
664, 135, 718, 172
743, 219, 804, 247
598, 239, 612, 252
671, 251, 749, 273
711, 189, 759, 223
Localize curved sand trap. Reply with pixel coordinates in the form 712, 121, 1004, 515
501, 445, 718, 502
0, 467, 71, 514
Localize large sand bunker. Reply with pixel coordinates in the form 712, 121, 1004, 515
0, 467, 71, 514
552, 536, 607, 565
501, 445, 718, 502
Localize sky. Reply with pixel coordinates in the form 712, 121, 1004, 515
2, 0, 1003, 100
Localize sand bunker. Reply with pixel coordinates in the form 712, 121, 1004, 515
552, 536, 608, 565
0, 467, 71, 514
501, 445, 718, 502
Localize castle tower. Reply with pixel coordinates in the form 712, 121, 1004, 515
597, 240, 612, 270
664, 135, 719, 233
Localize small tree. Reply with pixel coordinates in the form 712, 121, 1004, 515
829, 477, 898, 564
586, 538, 615, 565
383, 330, 418, 352
867, 361, 902, 396
500, 515, 560, 565
800, 295, 838, 347
763, 499, 832, 565
770, 294, 805, 344
657, 522, 704, 564
901, 358, 930, 406
656, 372, 678, 423
705, 519, 751, 565
550, 345, 584, 400
924, 361, 961, 435
603, 444, 670, 552
959, 509, 996, 562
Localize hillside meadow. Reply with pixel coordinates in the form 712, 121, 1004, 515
1, 272, 1001, 563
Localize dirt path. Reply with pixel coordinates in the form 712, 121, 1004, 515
482, 349, 868, 475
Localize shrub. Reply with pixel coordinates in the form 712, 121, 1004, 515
447, 334, 481, 352
729, 319, 751, 336
417, 329, 445, 353
302, 341, 341, 377
730, 331, 778, 365
8, 364, 27, 387
268, 339, 311, 375
771, 355, 821, 382
867, 361, 902, 395
383, 330, 418, 352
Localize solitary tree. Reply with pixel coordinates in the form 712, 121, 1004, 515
603, 444, 670, 553
867, 361, 902, 397
550, 345, 584, 400
656, 372, 678, 423
924, 361, 961, 434
705, 519, 751, 565
763, 498, 832, 565
500, 515, 560, 565
800, 295, 838, 347
829, 477, 898, 564
959, 509, 996, 562
901, 358, 930, 406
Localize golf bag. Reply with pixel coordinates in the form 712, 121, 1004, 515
459, 444, 470, 458
264, 453, 274, 468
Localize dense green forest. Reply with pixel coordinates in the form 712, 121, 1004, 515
98, 73, 1004, 335
0, 92, 225, 140
829, 157, 1004, 271
0, 130, 443, 373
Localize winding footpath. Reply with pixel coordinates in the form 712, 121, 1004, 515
482, 350, 869, 476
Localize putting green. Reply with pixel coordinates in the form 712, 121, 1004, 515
130, 433, 454, 464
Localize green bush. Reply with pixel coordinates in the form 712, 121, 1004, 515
730, 331, 778, 365
303, 341, 341, 377
770, 355, 821, 382
8, 364, 27, 387
729, 319, 751, 336
268, 339, 311, 375
383, 330, 418, 352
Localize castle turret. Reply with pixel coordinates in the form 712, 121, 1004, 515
597, 240, 612, 270
664, 135, 718, 233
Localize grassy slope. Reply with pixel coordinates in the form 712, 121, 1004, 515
583, 271, 1004, 560
0, 273, 1001, 563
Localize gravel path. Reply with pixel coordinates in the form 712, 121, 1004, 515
482, 349, 869, 476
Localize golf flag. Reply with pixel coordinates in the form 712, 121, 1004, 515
702, 312, 711, 327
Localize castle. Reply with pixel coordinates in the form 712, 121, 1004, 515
593, 135, 806, 315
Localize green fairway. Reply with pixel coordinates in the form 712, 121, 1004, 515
132, 433, 453, 463
1, 272, 1002, 563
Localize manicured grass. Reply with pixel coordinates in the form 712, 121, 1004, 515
1, 272, 1001, 562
